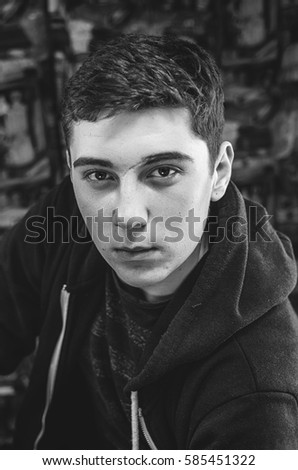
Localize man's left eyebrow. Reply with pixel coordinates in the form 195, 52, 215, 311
73, 157, 114, 169
141, 152, 193, 165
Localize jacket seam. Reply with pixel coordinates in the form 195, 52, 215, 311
189, 390, 298, 446
232, 336, 258, 391
201, 390, 298, 422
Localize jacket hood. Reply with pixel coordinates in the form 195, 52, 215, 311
125, 182, 297, 392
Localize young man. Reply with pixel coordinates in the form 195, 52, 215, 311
0, 34, 298, 450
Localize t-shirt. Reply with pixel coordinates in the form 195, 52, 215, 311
81, 253, 208, 448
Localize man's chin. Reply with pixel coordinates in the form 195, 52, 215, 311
113, 267, 170, 291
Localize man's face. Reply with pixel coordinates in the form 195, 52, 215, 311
69, 108, 218, 299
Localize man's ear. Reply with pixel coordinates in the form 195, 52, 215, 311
211, 141, 234, 202
66, 149, 73, 182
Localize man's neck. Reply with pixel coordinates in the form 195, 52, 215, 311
137, 235, 209, 303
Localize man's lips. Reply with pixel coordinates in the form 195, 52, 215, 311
115, 246, 156, 253
113, 246, 159, 260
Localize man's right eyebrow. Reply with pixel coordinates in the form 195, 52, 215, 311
73, 157, 114, 169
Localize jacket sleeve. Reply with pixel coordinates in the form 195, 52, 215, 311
189, 391, 298, 449
0, 177, 73, 374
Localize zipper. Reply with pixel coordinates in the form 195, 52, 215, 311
34, 284, 70, 449
138, 407, 157, 450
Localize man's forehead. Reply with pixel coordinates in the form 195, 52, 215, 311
71, 107, 193, 142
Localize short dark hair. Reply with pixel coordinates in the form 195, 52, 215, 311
61, 34, 224, 166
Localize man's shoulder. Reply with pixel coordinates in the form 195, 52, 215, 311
180, 301, 298, 419
0, 176, 80, 259
233, 300, 298, 393
32, 175, 77, 219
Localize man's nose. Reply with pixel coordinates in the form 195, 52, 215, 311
112, 181, 148, 230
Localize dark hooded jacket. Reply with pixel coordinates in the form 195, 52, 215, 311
0, 176, 298, 449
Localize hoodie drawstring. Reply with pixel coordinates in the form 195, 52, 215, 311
131, 391, 158, 450
131, 391, 139, 450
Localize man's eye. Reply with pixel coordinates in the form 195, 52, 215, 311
149, 167, 179, 178
85, 170, 113, 182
